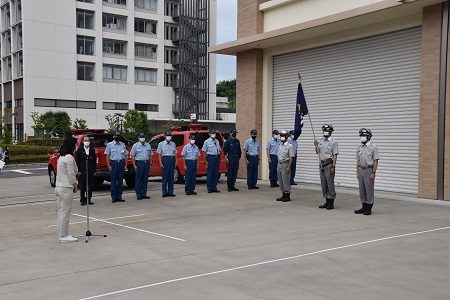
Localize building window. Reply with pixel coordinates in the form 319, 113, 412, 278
2, 3, 10, 30
15, 123, 24, 142
4, 56, 12, 81
77, 62, 95, 81
135, 103, 158, 112
102, 14, 127, 30
5, 100, 13, 108
164, 1, 178, 17
103, 0, 126, 5
14, 51, 22, 78
76, 9, 95, 29
34, 98, 96, 109
164, 71, 177, 87
14, 0, 21, 23
103, 65, 127, 81
103, 102, 129, 110
135, 43, 157, 59
135, 18, 156, 35
77, 36, 94, 55
77, 0, 94, 3
103, 39, 127, 55
13, 24, 22, 51
14, 98, 23, 107
135, 68, 157, 83
4, 30, 11, 56
164, 47, 178, 64
164, 23, 178, 40
135, 0, 157, 10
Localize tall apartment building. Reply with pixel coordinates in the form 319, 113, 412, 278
0, 0, 219, 141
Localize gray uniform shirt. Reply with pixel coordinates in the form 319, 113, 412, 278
277, 142, 295, 162
318, 138, 339, 161
356, 142, 380, 168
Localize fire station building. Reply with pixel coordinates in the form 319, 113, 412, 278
210, 0, 450, 200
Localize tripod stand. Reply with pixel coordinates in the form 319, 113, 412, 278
78, 154, 107, 243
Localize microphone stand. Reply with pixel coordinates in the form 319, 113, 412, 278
78, 152, 107, 243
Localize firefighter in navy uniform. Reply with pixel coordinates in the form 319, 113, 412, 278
314, 124, 339, 210
202, 129, 221, 193
243, 130, 261, 190
354, 128, 379, 216
223, 128, 242, 192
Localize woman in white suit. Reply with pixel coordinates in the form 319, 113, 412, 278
55, 137, 79, 243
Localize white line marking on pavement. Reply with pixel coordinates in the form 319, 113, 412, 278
9, 169, 33, 174
47, 214, 146, 227
79, 226, 450, 300
71, 213, 185, 242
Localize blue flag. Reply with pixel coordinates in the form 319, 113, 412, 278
294, 82, 309, 140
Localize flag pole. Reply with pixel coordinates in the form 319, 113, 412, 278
298, 72, 322, 169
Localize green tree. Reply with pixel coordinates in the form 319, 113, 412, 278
216, 79, 236, 108
73, 118, 88, 130
30, 111, 72, 139
105, 114, 124, 133
122, 109, 151, 140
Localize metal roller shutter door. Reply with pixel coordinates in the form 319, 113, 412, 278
273, 27, 421, 195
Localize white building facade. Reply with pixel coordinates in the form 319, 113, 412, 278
0, 0, 218, 139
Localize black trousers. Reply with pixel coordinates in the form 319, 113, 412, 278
79, 174, 94, 203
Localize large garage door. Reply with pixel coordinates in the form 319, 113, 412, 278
273, 27, 421, 195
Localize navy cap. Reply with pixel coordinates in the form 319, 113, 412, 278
289, 130, 295, 135
164, 131, 172, 136
251, 129, 258, 135
189, 134, 196, 140
138, 132, 145, 137
113, 131, 121, 136
230, 128, 238, 134
272, 130, 279, 135
209, 129, 216, 134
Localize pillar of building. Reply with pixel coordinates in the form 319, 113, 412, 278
419, 4, 449, 200
236, 0, 267, 179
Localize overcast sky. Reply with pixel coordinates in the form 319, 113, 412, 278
215, 0, 237, 82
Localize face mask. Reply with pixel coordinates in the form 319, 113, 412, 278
83, 141, 90, 147
190, 140, 196, 145
360, 136, 368, 143
231, 133, 237, 138
211, 134, 216, 139
251, 135, 257, 139
139, 138, 146, 143
274, 135, 280, 140
323, 131, 330, 137
280, 136, 286, 142
166, 136, 172, 141
290, 135, 295, 139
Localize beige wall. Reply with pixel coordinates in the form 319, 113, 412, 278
262, 0, 387, 32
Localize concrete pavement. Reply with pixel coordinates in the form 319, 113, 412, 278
0, 176, 450, 299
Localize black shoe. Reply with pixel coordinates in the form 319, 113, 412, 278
227, 183, 233, 192
137, 197, 142, 200
186, 192, 191, 195
191, 192, 197, 195
117, 199, 125, 202
88, 201, 94, 205
111, 199, 117, 203
142, 196, 150, 199
364, 204, 373, 215
213, 190, 220, 193
326, 199, 334, 210
319, 199, 329, 209
355, 203, 367, 214
232, 186, 239, 191
274, 183, 280, 187
208, 190, 213, 193
276, 193, 285, 201
282, 193, 291, 202
252, 186, 259, 189
270, 180, 275, 188
248, 187, 253, 190
168, 194, 176, 197
162, 195, 167, 198
291, 182, 297, 185
80, 202, 87, 206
